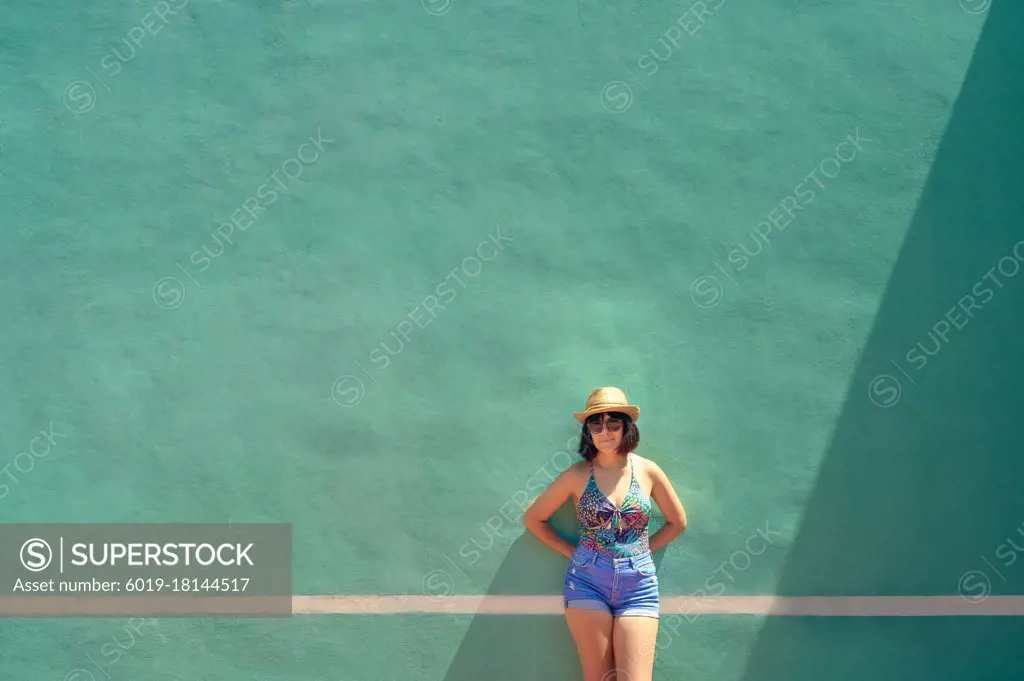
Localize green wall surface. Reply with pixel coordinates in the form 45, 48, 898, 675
2, 0, 1023, 679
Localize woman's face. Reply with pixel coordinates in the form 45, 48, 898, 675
586, 412, 624, 453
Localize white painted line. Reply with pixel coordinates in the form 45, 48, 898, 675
291, 595, 1024, 616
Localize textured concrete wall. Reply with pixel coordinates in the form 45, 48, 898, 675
1, 0, 1021, 679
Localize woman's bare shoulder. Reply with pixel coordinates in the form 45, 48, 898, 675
565, 459, 589, 477
631, 452, 662, 475
558, 459, 588, 486
630, 452, 662, 497
563, 460, 588, 498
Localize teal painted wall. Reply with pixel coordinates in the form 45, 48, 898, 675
2, 0, 1022, 679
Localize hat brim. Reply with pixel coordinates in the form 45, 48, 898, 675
573, 406, 640, 423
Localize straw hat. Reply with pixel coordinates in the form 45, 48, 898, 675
573, 387, 640, 423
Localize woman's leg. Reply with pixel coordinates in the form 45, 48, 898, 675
565, 608, 615, 681
612, 615, 658, 681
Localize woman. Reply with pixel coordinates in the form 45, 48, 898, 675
523, 387, 688, 681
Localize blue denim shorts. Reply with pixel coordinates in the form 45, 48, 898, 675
563, 545, 660, 618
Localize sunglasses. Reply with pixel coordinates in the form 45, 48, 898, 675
586, 418, 624, 434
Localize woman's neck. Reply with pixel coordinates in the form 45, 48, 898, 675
593, 451, 629, 470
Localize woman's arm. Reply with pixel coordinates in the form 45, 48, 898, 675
522, 468, 578, 559
647, 461, 687, 553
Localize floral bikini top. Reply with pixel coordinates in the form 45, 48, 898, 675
576, 453, 652, 558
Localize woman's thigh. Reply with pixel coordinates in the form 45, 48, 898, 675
565, 608, 615, 681
612, 615, 658, 681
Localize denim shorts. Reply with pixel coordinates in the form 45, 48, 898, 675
563, 545, 659, 618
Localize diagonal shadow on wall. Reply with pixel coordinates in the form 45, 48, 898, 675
438, 504, 580, 681
731, 2, 1024, 680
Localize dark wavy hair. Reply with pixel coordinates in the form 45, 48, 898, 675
577, 411, 640, 461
